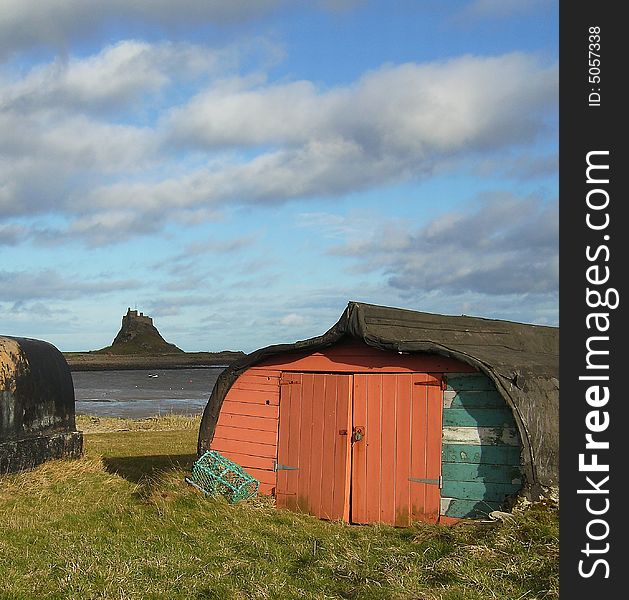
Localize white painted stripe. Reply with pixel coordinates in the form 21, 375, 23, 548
442, 390, 456, 409
440, 497, 454, 514
442, 426, 519, 446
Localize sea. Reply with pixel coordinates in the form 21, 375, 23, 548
72, 367, 225, 419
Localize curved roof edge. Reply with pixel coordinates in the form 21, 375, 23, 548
198, 302, 559, 493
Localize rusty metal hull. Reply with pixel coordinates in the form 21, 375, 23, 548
1, 336, 83, 474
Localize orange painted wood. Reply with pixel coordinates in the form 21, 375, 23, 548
365, 374, 382, 523
258, 482, 274, 495
215, 412, 278, 433
210, 437, 277, 459
248, 367, 282, 376
224, 389, 279, 406
257, 339, 475, 374
286, 373, 302, 503
424, 380, 443, 523
333, 374, 352, 522
232, 372, 280, 387
350, 373, 442, 526
329, 374, 351, 521
220, 400, 279, 419
234, 368, 281, 379
232, 381, 281, 393
210, 424, 277, 446
297, 373, 315, 514
350, 374, 368, 523
394, 374, 412, 527
307, 374, 326, 516
213, 451, 275, 472
243, 467, 277, 487
275, 373, 298, 510
320, 376, 338, 519
409, 376, 428, 522
275, 372, 352, 520
438, 515, 461, 525
380, 374, 397, 524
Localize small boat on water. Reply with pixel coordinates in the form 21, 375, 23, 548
148, 374, 159, 378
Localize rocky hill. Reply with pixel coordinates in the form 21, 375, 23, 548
95, 309, 183, 355
63, 308, 245, 370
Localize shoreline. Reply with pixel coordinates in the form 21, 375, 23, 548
64, 351, 243, 372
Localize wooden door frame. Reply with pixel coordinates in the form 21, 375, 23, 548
275, 371, 353, 521
348, 372, 444, 526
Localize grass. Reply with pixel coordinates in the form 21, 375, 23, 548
0, 417, 558, 599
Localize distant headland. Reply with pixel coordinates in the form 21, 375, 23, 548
64, 308, 244, 371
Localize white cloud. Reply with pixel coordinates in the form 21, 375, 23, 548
80, 53, 556, 231
279, 313, 307, 326
1, 41, 233, 113
0, 0, 288, 59
1, 47, 556, 245
328, 193, 558, 297
168, 53, 556, 155
0, 269, 140, 302
0, 223, 26, 245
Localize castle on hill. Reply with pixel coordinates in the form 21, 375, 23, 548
98, 307, 184, 354
123, 308, 153, 327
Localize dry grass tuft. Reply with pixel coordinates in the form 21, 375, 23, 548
76, 413, 200, 433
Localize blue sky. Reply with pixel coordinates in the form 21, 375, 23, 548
0, 0, 558, 352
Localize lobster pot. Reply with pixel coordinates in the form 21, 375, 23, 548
190, 450, 259, 503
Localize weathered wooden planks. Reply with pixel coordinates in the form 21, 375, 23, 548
442, 443, 520, 465
440, 372, 522, 520
442, 426, 519, 446
442, 462, 522, 485
351, 373, 442, 526
442, 407, 515, 427
445, 374, 495, 391
440, 497, 503, 519
441, 480, 522, 503
443, 390, 509, 409
210, 368, 282, 494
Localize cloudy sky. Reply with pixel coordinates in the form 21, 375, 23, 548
1, 0, 558, 352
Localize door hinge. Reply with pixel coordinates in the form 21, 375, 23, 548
409, 476, 442, 488
413, 378, 446, 390
274, 462, 299, 472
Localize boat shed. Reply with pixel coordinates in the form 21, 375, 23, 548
1, 336, 83, 473
198, 302, 558, 525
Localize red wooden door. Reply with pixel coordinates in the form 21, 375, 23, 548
275, 372, 352, 520
351, 373, 443, 526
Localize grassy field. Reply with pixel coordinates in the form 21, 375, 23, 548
0, 416, 558, 600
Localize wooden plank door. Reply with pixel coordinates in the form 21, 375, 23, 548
275, 372, 352, 521
351, 373, 443, 526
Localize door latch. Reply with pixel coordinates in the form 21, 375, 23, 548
351, 427, 364, 444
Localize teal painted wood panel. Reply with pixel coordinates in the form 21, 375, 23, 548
442, 443, 520, 465
446, 374, 494, 391
440, 372, 523, 518
441, 498, 503, 519
446, 390, 506, 409
442, 462, 522, 485
442, 408, 515, 428
441, 480, 522, 503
